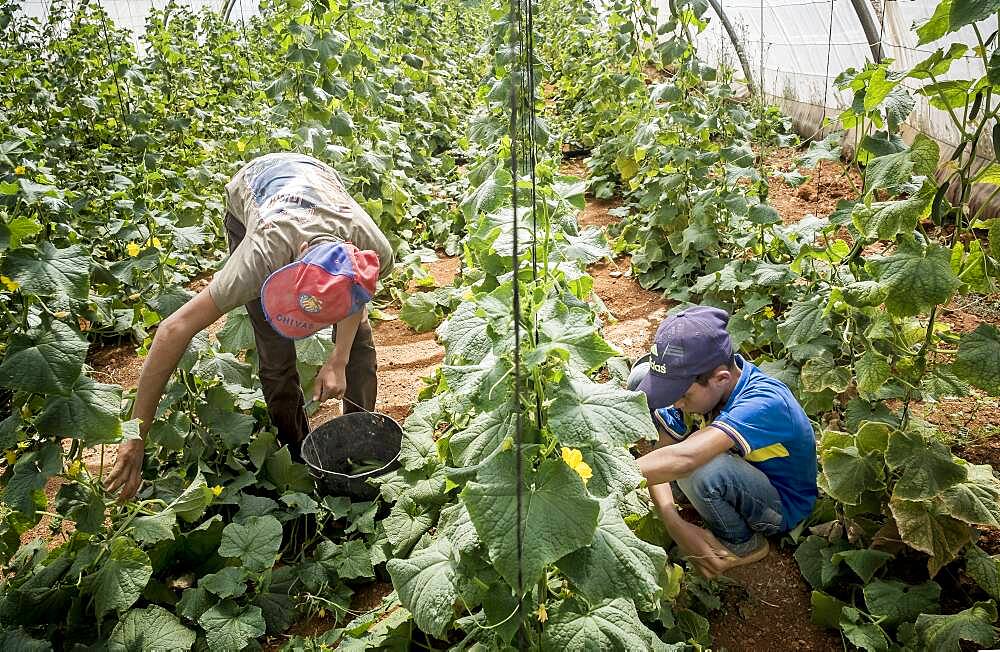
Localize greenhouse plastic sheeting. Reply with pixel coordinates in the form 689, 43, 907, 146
670, 0, 997, 215
16, 0, 254, 42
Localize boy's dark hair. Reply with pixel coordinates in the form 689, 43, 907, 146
693, 354, 737, 385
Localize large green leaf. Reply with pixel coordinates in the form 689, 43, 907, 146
55, 481, 105, 533
0, 216, 43, 251
438, 301, 491, 364
889, 497, 971, 576
886, 430, 966, 500
449, 403, 516, 466
264, 446, 315, 493
810, 590, 847, 629
558, 497, 667, 612
856, 350, 892, 400
916, 0, 953, 44
801, 353, 852, 394
913, 601, 997, 651
840, 607, 889, 652
198, 601, 266, 652
386, 537, 459, 638
863, 135, 938, 198
830, 549, 893, 583
794, 536, 852, 590
841, 281, 888, 308
548, 376, 656, 448
441, 357, 511, 413
462, 451, 599, 588
131, 510, 177, 546
575, 441, 643, 498
537, 302, 616, 373
2, 243, 90, 299
868, 238, 960, 317
35, 376, 122, 443
195, 352, 252, 387
384, 495, 435, 557
937, 464, 1000, 527
954, 324, 1000, 395
200, 567, 249, 599
777, 296, 830, 348
108, 605, 196, 652
540, 598, 666, 651
0, 320, 88, 395
86, 539, 153, 619
399, 396, 444, 471
863, 579, 941, 626
218, 515, 283, 572
965, 545, 1000, 600
199, 406, 256, 450
821, 446, 884, 505
4, 442, 62, 519
795, 133, 842, 168
460, 167, 511, 220
948, 0, 1000, 31
0, 629, 51, 650
215, 307, 256, 353
169, 472, 213, 523
852, 191, 931, 240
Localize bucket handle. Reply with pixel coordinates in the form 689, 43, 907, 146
303, 430, 401, 480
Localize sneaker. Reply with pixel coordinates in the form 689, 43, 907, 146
653, 406, 690, 442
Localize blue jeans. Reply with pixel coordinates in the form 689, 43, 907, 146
676, 453, 784, 555
628, 358, 784, 555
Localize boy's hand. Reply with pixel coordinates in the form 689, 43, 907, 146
313, 361, 347, 403
104, 438, 145, 502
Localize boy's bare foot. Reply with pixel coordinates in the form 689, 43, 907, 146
685, 530, 769, 579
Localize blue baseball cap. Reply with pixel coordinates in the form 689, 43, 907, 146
637, 306, 733, 410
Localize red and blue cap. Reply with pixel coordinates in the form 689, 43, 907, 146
261, 242, 379, 339
638, 306, 733, 410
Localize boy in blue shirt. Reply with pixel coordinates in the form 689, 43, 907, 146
629, 306, 817, 578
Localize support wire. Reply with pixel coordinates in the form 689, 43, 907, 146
508, 0, 543, 645
506, 0, 526, 646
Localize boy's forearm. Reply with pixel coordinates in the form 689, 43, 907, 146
638, 446, 691, 486
651, 488, 710, 557
328, 306, 366, 367
132, 320, 202, 438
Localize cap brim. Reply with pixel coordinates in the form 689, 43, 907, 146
637, 371, 694, 411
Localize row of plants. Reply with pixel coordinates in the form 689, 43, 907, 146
0, 0, 493, 648
353, 1, 679, 648
557, 0, 1000, 648
297, 0, 754, 649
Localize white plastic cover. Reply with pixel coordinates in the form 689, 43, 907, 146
16, 0, 253, 43
671, 0, 996, 211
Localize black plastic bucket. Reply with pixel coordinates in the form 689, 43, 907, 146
301, 412, 403, 501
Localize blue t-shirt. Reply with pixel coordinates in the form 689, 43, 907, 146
706, 355, 818, 528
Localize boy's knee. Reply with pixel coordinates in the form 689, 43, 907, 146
680, 454, 734, 499
627, 360, 650, 392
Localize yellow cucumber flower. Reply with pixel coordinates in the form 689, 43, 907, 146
14, 165, 25, 175
561, 447, 592, 484
126, 242, 141, 257
1, 275, 19, 291
536, 604, 548, 623
561, 447, 582, 468
211, 485, 224, 497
